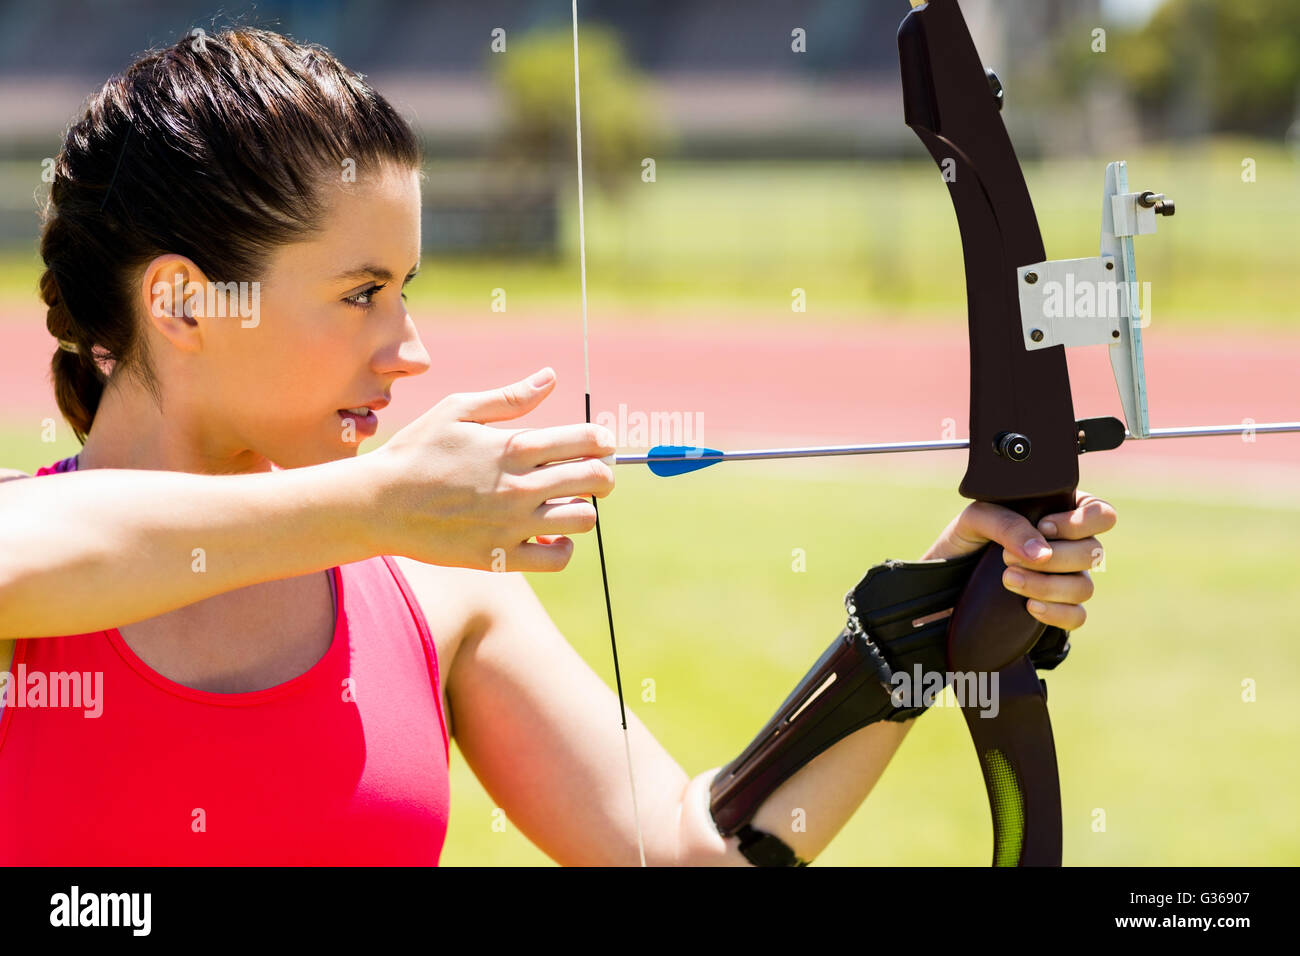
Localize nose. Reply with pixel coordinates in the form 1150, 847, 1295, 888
380, 310, 431, 380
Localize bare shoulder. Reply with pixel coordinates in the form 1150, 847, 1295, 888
388, 555, 524, 684
390, 555, 533, 627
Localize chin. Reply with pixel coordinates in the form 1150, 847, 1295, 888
262, 443, 348, 471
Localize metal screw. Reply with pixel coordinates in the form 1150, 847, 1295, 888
1025, 272, 1038, 284
994, 432, 1032, 463
1030, 329, 1044, 342
1139, 191, 1175, 216
1106, 261, 1115, 270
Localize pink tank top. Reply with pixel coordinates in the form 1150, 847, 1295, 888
0, 455, 450, 864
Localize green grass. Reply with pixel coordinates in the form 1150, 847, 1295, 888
3, 138, 1298, 327
0, 423, 80, 473
438, 460, 1300, 866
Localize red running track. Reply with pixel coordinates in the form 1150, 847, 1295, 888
2, 309, 1297, 483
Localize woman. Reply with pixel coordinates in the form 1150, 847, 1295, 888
0, 28, 1114, 865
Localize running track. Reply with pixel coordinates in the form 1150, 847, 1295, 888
2, 309, 1297, 490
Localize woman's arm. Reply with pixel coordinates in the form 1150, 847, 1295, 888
434, 564, 909, 866
432, 566, 751, 865
0, 370, 615, 640
0, 459, 377, 638
435, 564, 913, 866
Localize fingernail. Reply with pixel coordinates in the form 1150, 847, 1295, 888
1039, 520, 1058, 537
1004, 569, 1026, 590
530, 367, 555, 388
1024, 538, 1050, 559
1027, 600, 1047, 615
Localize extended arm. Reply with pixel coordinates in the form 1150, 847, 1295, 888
0, 371, 614, 639
0, 460, 376, 638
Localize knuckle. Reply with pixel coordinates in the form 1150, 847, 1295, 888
995, 510, 1027, 540
494, 383, 528, 411
501, 428, 532, 460
1085, 496, 1117, 528
588, 457, 613, 485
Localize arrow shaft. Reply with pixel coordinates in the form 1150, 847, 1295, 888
1142, 422, 1300, 440
618, 422, 1300, 469
617, 438, 967, 466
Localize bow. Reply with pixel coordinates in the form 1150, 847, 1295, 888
570, 0, 1299, 867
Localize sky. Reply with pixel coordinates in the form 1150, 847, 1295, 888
1101, 0, 1167, 27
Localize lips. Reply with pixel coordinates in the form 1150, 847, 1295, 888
339, 397, 389, 413
336, 397, 388, 439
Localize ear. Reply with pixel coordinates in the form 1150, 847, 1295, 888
138, 254, 213, 354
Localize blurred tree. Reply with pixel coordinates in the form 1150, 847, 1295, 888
1053, 0, 1300, 138
491, 25, 660, 196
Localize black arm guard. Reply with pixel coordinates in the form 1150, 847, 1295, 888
709, 550, 1070, 859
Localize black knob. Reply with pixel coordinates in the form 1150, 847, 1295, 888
1139, 191, 1174, 215
994, 431, 1032, 462
985, 68, 1004, 111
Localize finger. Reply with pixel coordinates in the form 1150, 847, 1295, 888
505, 422, 616, 469
1036, 491, 1117, 540
508, 536, 575, 572
520, 457, 615, 501
1024, 598, 1086, 631
532, 498, 598, 536
1002, 566, 1095, 606
953, 501, 1053, 565
446, 367, 557, 424
1004, 537, 1104, 573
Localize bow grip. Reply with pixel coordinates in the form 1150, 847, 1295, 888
947, 492, 1077, 674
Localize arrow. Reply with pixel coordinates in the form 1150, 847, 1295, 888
619, 422, 1300, 477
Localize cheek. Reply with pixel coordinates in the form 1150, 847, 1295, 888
206, 309, 343, 409
260, 314, 360, 412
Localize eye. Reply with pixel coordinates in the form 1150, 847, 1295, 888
402, 271, 419, 301
344, 282, 387, 308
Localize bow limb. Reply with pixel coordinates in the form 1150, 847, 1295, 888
899, 0, 1079, 865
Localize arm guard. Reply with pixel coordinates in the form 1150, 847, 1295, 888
709, 551, 1070, 864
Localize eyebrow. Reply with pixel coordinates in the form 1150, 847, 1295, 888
331, 263, 421, 283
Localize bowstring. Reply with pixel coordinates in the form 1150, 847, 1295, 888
571, 0, 648, 868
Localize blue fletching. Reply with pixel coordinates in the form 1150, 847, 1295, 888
646, 445, 724, 477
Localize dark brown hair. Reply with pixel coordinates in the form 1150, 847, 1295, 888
40, 27, 422, 442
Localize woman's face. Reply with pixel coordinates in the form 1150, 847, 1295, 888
168, 163, 429, 470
